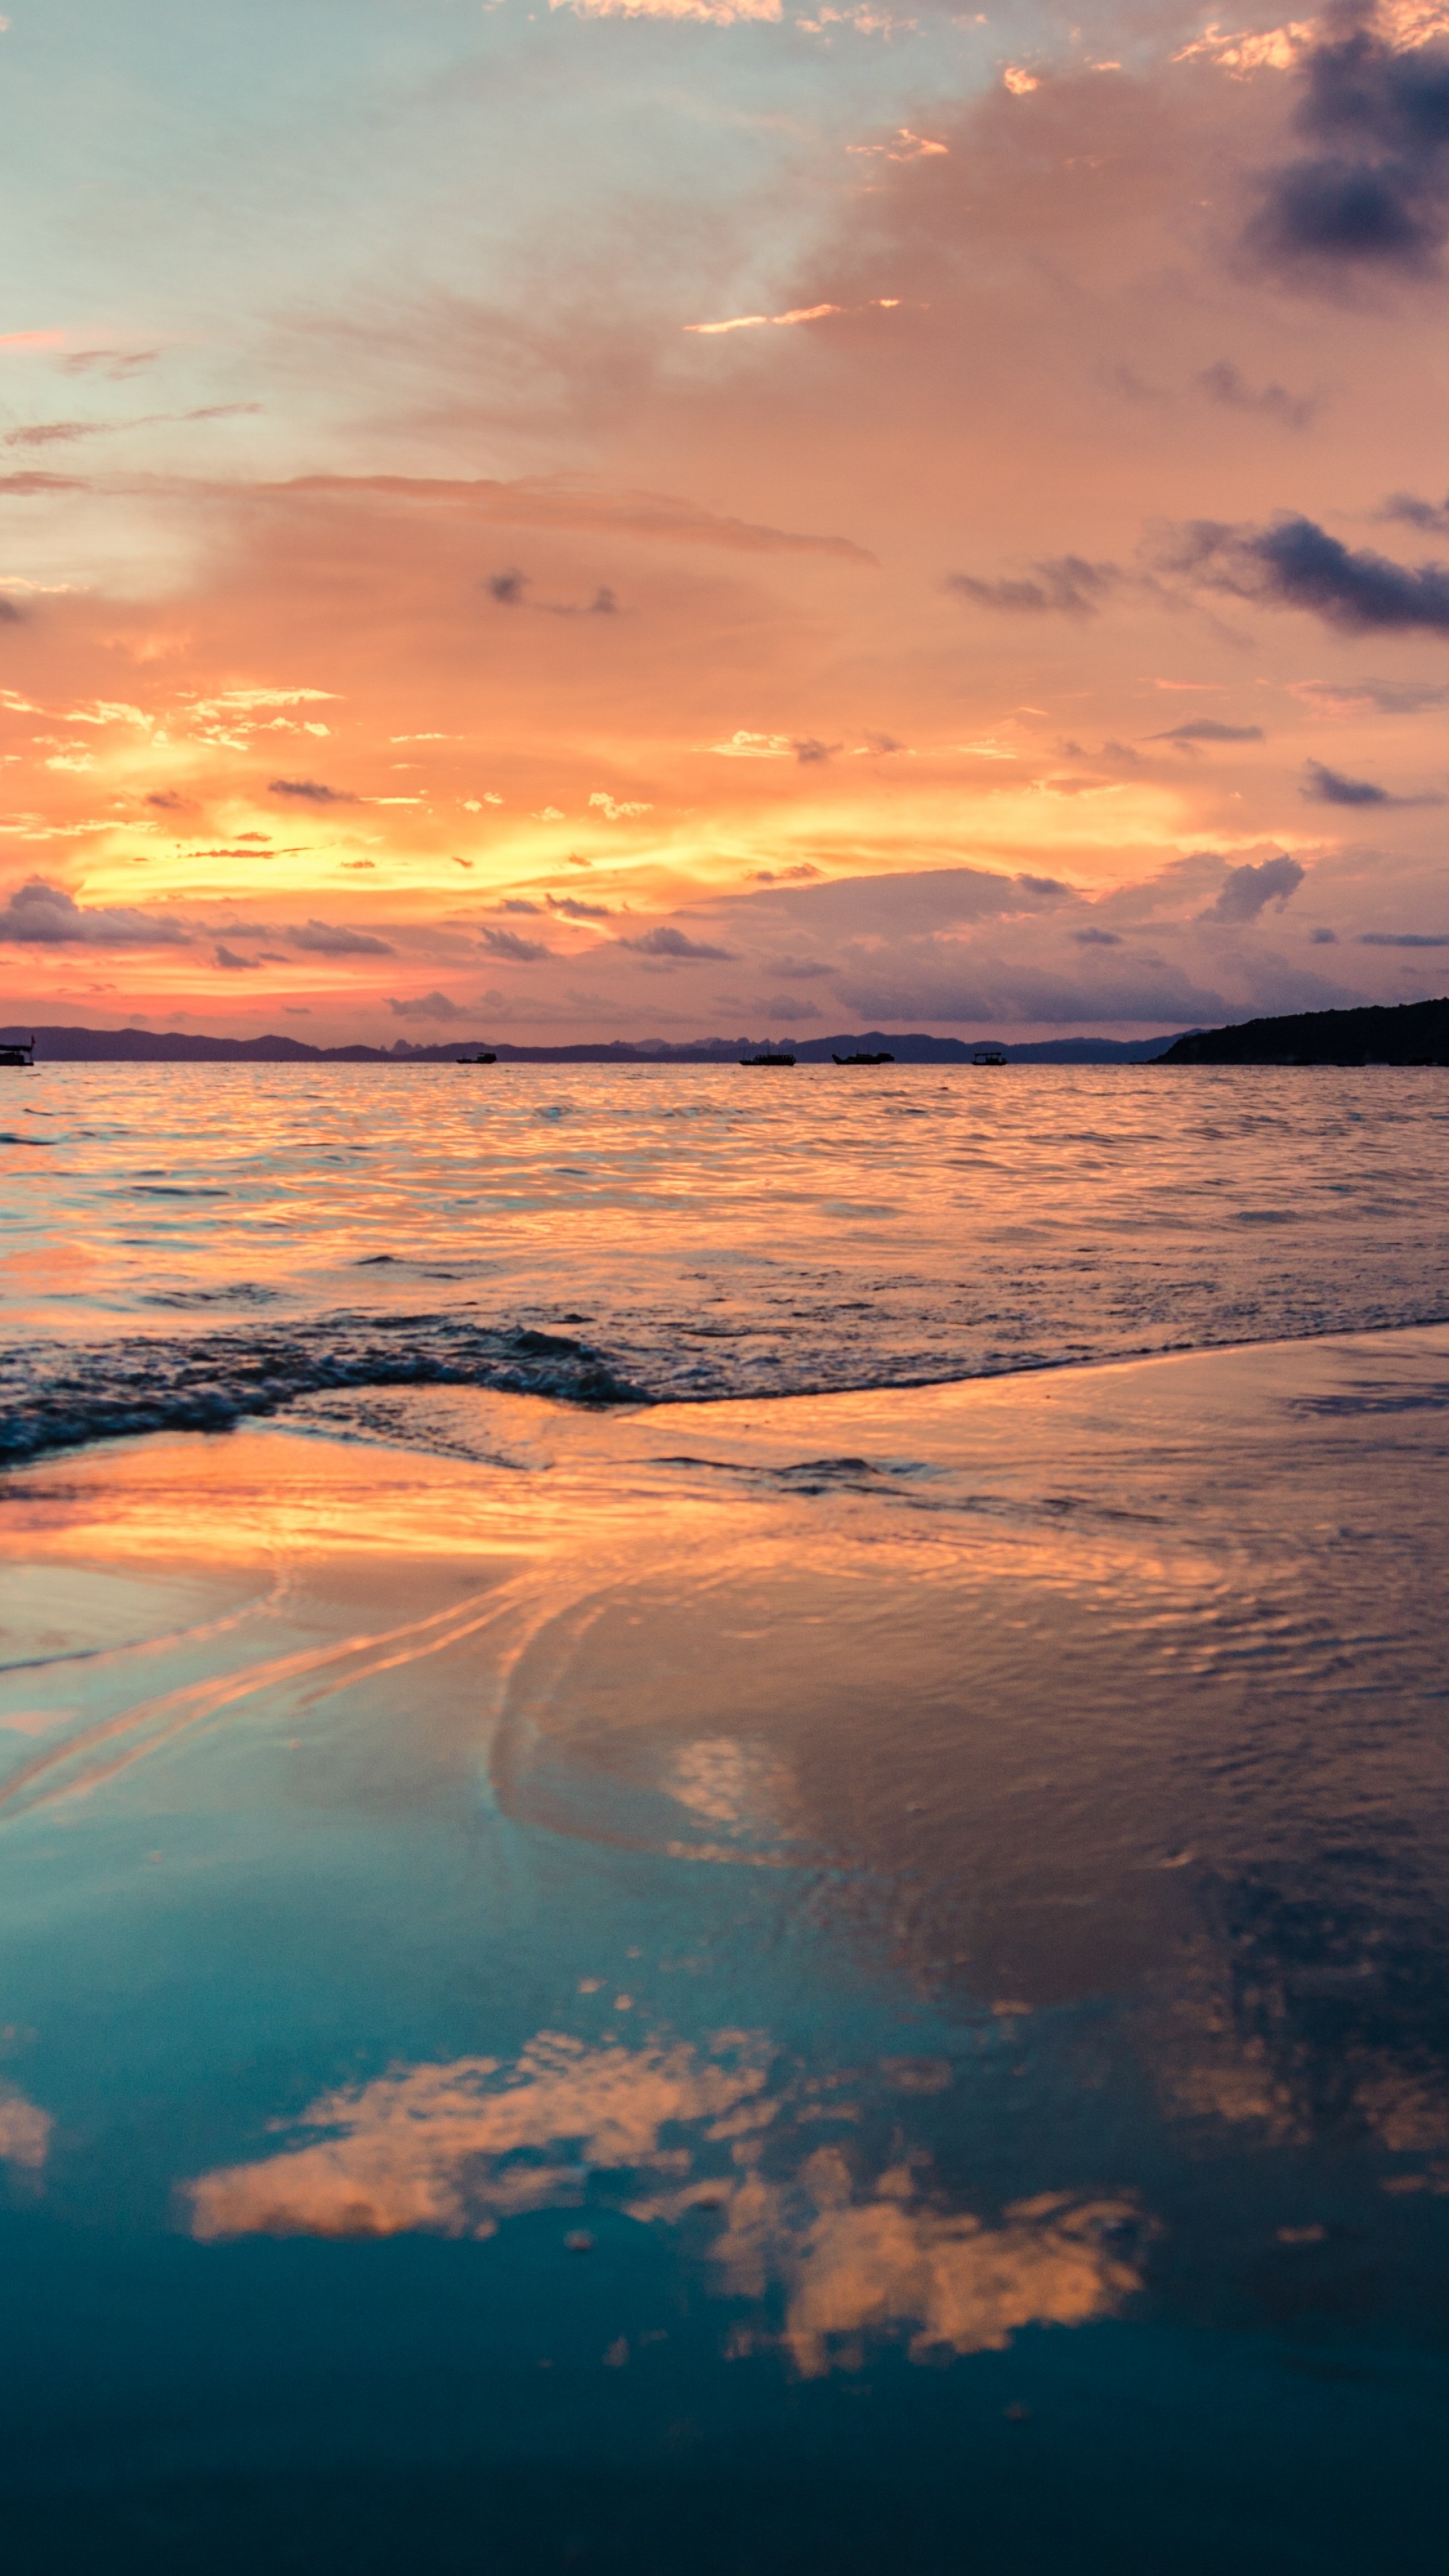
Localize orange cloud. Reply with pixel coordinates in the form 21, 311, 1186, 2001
684, 299, 900, 334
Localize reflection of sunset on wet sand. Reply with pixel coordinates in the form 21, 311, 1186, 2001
4, 1322, 1449, 2559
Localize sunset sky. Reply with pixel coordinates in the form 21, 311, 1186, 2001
5, 0, 1449, 1042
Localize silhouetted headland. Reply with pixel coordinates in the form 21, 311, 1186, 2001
1163, 996, 1449, 1067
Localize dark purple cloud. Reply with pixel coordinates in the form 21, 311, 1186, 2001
1359, 929, 1449, 946
481, 926, 551, 962
388, 989, 469, 1018
1302, 758, 1443, 805
1164, 515, 1449, 633
619, 926, 735, 961
1148, 718, 1265, 747
290, 919, 394, 955
0, 877, 190, 947
1199, 855, 1305, 924
1246, 30, 1449, 275
1381, 490, 1449, 534
1302, 759, 1388, 806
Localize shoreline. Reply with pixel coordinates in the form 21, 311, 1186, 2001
8, 1303, 1449, 1474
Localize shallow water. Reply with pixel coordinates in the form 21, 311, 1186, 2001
4, 1061, 1449, 1456
2, 1333, 1449, 2569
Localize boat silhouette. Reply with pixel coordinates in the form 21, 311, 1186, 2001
0, 1035, 34, 1068
739, 1052, 795, 1067
832, 1051, 894, 1066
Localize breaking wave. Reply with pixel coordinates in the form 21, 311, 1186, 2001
0, 1313, 648, 1466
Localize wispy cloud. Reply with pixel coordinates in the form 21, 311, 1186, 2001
5, 404, 261, 450
619, 924, 736, 959
60, 347, 162, 379
279, 474, 875, 564
1198, 360, 1317, 430
708, 731, 794, 757
552, 0, 780, 19
685, 298, 900, 335
289, 920, 394, 955
947, 557, 1122, 617
1148, 718, 1265, 747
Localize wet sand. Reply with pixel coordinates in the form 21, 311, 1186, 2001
2, 1328, 1449, 2569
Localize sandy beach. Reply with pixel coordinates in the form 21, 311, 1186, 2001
2, 1326, 1448, 2567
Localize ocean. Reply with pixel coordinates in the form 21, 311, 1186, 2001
5, 1060, 1449, 1454
3, 1061, 1449, 2571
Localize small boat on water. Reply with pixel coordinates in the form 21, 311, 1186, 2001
456, 1051, 497, 1065
972, 1046, 1008, 1067
0, 1035, 34, 1067
740, 1053, 795, 1067
832, 1051, 894, 1066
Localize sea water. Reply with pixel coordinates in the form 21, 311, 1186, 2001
3, 1059, 1449, 1454
1, 1063, 1448, 2572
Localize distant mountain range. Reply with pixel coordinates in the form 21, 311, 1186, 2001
0, 1023, 1191, 1066
1162, 996, 1449, 1065
7, 1007, 1446, 1065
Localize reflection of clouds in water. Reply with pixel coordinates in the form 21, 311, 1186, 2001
1153, 1870, 1449, 2179
184, 2033, 769, 2242
0, 2082, 52, 2169
1163, 2046, 1299, 2144
668, 1736, 794, 1838
638, 2147, 1148, 2379
1353, 2067, 1449, 2155
184, 2030, 1149, 2373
